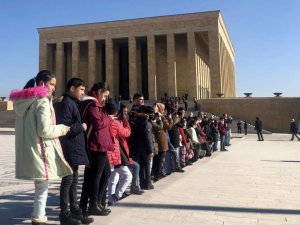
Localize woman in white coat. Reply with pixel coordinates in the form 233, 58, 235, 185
10, 70, 72, 225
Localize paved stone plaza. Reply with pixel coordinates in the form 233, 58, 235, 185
0, 129, 300, 225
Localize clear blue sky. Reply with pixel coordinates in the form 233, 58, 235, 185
0, 0, 299, 98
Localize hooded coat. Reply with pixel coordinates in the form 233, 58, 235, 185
80, 95, 114, 152
107, 117, 131, 166
10, 86, 72, 180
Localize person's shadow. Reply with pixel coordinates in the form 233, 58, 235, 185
0, 187, 61, 224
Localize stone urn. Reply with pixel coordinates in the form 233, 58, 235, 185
0, 97, 6, 101
273, 92, 282, 97
216, 93, 224, 98
244, 93, 252, 97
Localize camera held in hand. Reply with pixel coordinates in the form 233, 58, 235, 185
117, 112, 123, 121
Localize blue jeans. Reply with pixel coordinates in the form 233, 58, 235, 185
220, 135, 225, 150
213, 141, 218, 151
33, 180, 49, 221
225, 130, 230, 145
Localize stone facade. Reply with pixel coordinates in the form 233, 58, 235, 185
38, 11, 235, 99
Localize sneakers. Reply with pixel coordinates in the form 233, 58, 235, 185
130, 185, 145, 195
32, 216, 47, 225
32, 222, 45, 225
108, 194, 119, 206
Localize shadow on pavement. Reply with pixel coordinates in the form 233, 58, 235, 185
261, 160, 300, 163
115, 202, 300, 215
0, 192, 60, 225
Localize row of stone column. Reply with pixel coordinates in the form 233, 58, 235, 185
40, 32, 203, 99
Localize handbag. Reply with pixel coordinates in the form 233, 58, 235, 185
119, 137, 129, 166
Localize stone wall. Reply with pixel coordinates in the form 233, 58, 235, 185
0, 101, 13, 111
198, 97, 300, 133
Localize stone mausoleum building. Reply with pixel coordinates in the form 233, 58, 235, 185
38, 11, 235, 100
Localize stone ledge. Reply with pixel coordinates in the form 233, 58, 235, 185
0, 100, 13, 111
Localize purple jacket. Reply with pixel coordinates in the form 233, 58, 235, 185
80, 96, 114, 152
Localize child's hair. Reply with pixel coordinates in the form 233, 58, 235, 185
66, 78, 87, 91
90, 82, 110, 93
24, 70, 54, 89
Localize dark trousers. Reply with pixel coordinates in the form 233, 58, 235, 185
201, 142, 211, 156
152, 151, 166, 178
184, 102, 188, 111
257, 131, 264, 141
237, 127, 241, 133
80, 151, 111, 209
291, 133, 300, 140
220, 135, 225, 150
60, 165, 79, 215
136, 152, 152, 189
192, 143, 201, 161
80, 166, 91, 211
244, 129, 247, 135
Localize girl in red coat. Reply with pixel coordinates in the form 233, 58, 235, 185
80, 82, 115, 216
105, 103, 133, 205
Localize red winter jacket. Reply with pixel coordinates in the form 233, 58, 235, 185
218, 122, 227, 136
107, 117, 132, 166
80, 97, 114, 152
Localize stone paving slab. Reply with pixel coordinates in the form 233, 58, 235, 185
0, 133, 300, 225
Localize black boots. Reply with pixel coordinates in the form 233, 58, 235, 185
59, 212, 82, 225
88, 201, 110, 216
72, 208, 94, 224
99, 203, 111, 213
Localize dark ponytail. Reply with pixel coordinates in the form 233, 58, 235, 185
23, 78, 36, 89
23, 70, 54, 89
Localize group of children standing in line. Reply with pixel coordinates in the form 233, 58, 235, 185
11, 70, 235, 225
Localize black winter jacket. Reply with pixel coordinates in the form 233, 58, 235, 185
290, 122, 298, 134
169, 124, 181, 148
131, 117, 154, 155
55, 93, 90, 166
